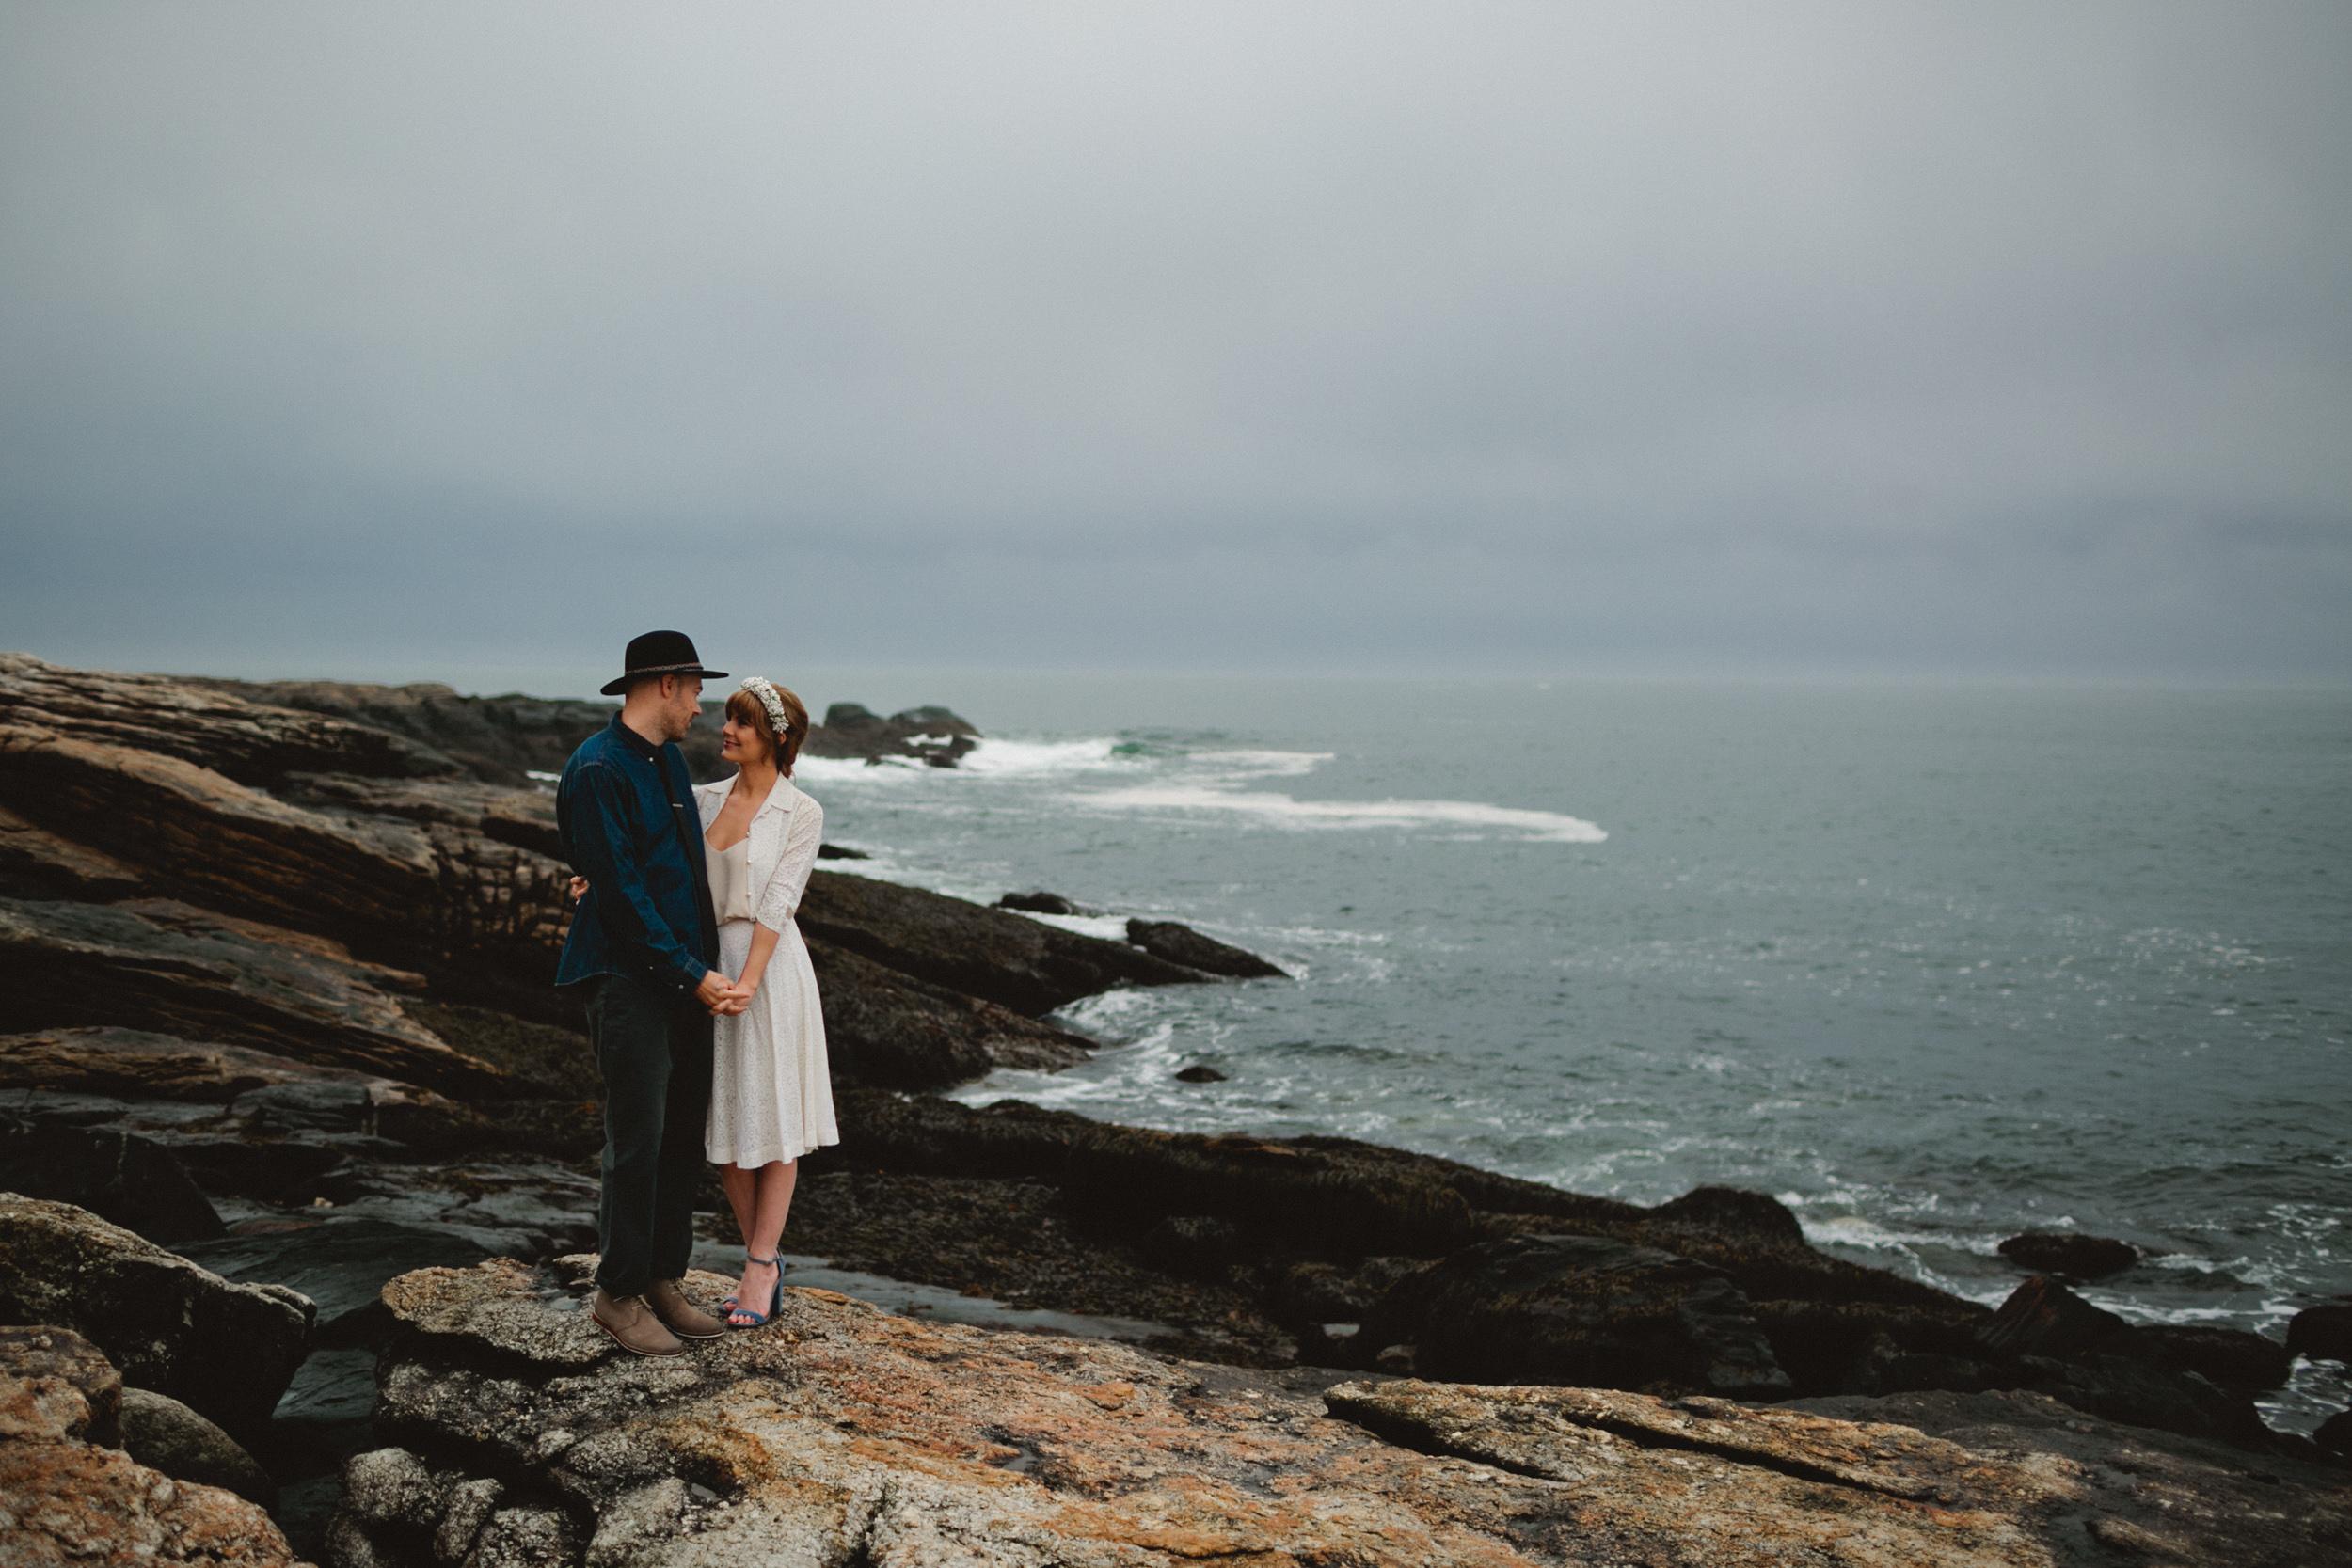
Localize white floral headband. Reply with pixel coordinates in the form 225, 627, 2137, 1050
739, 675, 791, 736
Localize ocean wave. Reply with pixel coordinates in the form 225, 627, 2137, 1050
1069, 783, 1608, 842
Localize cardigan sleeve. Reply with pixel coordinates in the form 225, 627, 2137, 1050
755, 792, 824, 931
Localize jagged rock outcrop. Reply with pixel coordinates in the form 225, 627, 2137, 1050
0, 899, 523, 1099
0, 1323, 299, 1566
803, 701, 979, 768
806, 940, 1093, 1089
800, 869, 1213, 1015
0, 1196, 313, 1438
325, 1258, 2349, 1568
1126, 916, 1289, 978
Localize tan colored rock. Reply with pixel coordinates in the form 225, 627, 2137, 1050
341, 1258, 2347, 1568
0, 1323, 302, 1567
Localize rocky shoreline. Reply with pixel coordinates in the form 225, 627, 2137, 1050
2, 652, 2346, 1565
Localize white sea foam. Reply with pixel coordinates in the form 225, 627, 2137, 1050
1070, 783, 1608, 842
959, 736, 1132, 777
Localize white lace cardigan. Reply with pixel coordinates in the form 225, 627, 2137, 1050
692, 774, 824, 932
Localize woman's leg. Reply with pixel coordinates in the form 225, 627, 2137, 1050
727, 1158, 800, 1326
719, 1164, 757, 1251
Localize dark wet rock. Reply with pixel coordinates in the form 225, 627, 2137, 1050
2137, 1322, 2293, 1391
120, 1386, 278, 1508
0, 1025, 375, 1102
0, 898, 524, 1099
1745, 1298, 1995, 1395
277, 772, 564, 860
1126, 917, 1288, 978
1978, 1271, 2131, 1359
1356, 1233, 1793, 1397
1975, 1276, 2270, 1449
2288, 1301, 2352, 1363
803, 701, 980, 768
0, 1120, 226, 1243
807, 939, 1093, 1090
1173, 1063, 1227, 1083
0, 800, 145, 900
395, 1000, 595, 1099
779, 1171, 1292, 1365
184, 676, 612, 789
995, 889, 1097, 916
0, 709, 573, 989
0, 1323, 122, 1447
1997, 1228, 2141, 1278
178, 1215, 502, 1348
0, 1195, 312, 1438
815, 842, 868, 859
798, 869, 1210, 1016
2, 654, 461, 786
2317, 1409, 2352, 1456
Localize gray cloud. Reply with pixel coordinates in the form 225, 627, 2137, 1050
3, 2, 2347, 684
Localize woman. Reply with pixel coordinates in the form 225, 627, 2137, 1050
695, 674, 839, 1327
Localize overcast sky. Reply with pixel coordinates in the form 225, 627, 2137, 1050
2, 2, 2347, 689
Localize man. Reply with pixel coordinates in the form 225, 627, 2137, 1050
557, 629, 746, 1355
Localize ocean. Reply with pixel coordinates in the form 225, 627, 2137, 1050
723, 672, 2344, 1431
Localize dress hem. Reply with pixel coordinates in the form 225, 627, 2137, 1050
706, 1133, 840, 1168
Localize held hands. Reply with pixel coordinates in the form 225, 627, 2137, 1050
566, 876, 589, 902
695, 969, 755, 1017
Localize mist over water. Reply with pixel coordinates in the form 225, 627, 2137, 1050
782, 674, 2350, 1430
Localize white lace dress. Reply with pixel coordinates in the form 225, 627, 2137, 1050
696, 775, 839, 1167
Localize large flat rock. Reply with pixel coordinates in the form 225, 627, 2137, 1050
329, 1257, 2349, 1568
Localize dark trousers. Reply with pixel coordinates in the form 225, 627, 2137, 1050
582, 971, 713, 1297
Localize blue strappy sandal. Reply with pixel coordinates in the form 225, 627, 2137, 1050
726, 1254, 784, 1329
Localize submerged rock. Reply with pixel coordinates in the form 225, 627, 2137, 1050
1126, 917, 1289, 978
1997, 1229, 2141, 1279
0, 1195, 313, 1438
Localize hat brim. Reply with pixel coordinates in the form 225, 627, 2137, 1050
598, 663, 728, 697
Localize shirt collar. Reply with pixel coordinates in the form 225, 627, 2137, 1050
607, 712, 661, 760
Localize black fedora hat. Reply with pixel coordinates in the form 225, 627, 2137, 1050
599, 630, 728, 697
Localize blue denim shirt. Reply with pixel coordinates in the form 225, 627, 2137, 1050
554, 715, 719, 993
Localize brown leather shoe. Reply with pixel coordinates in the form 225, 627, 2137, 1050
591, 1289, 686, 1357
645, 1277, 726, 1340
